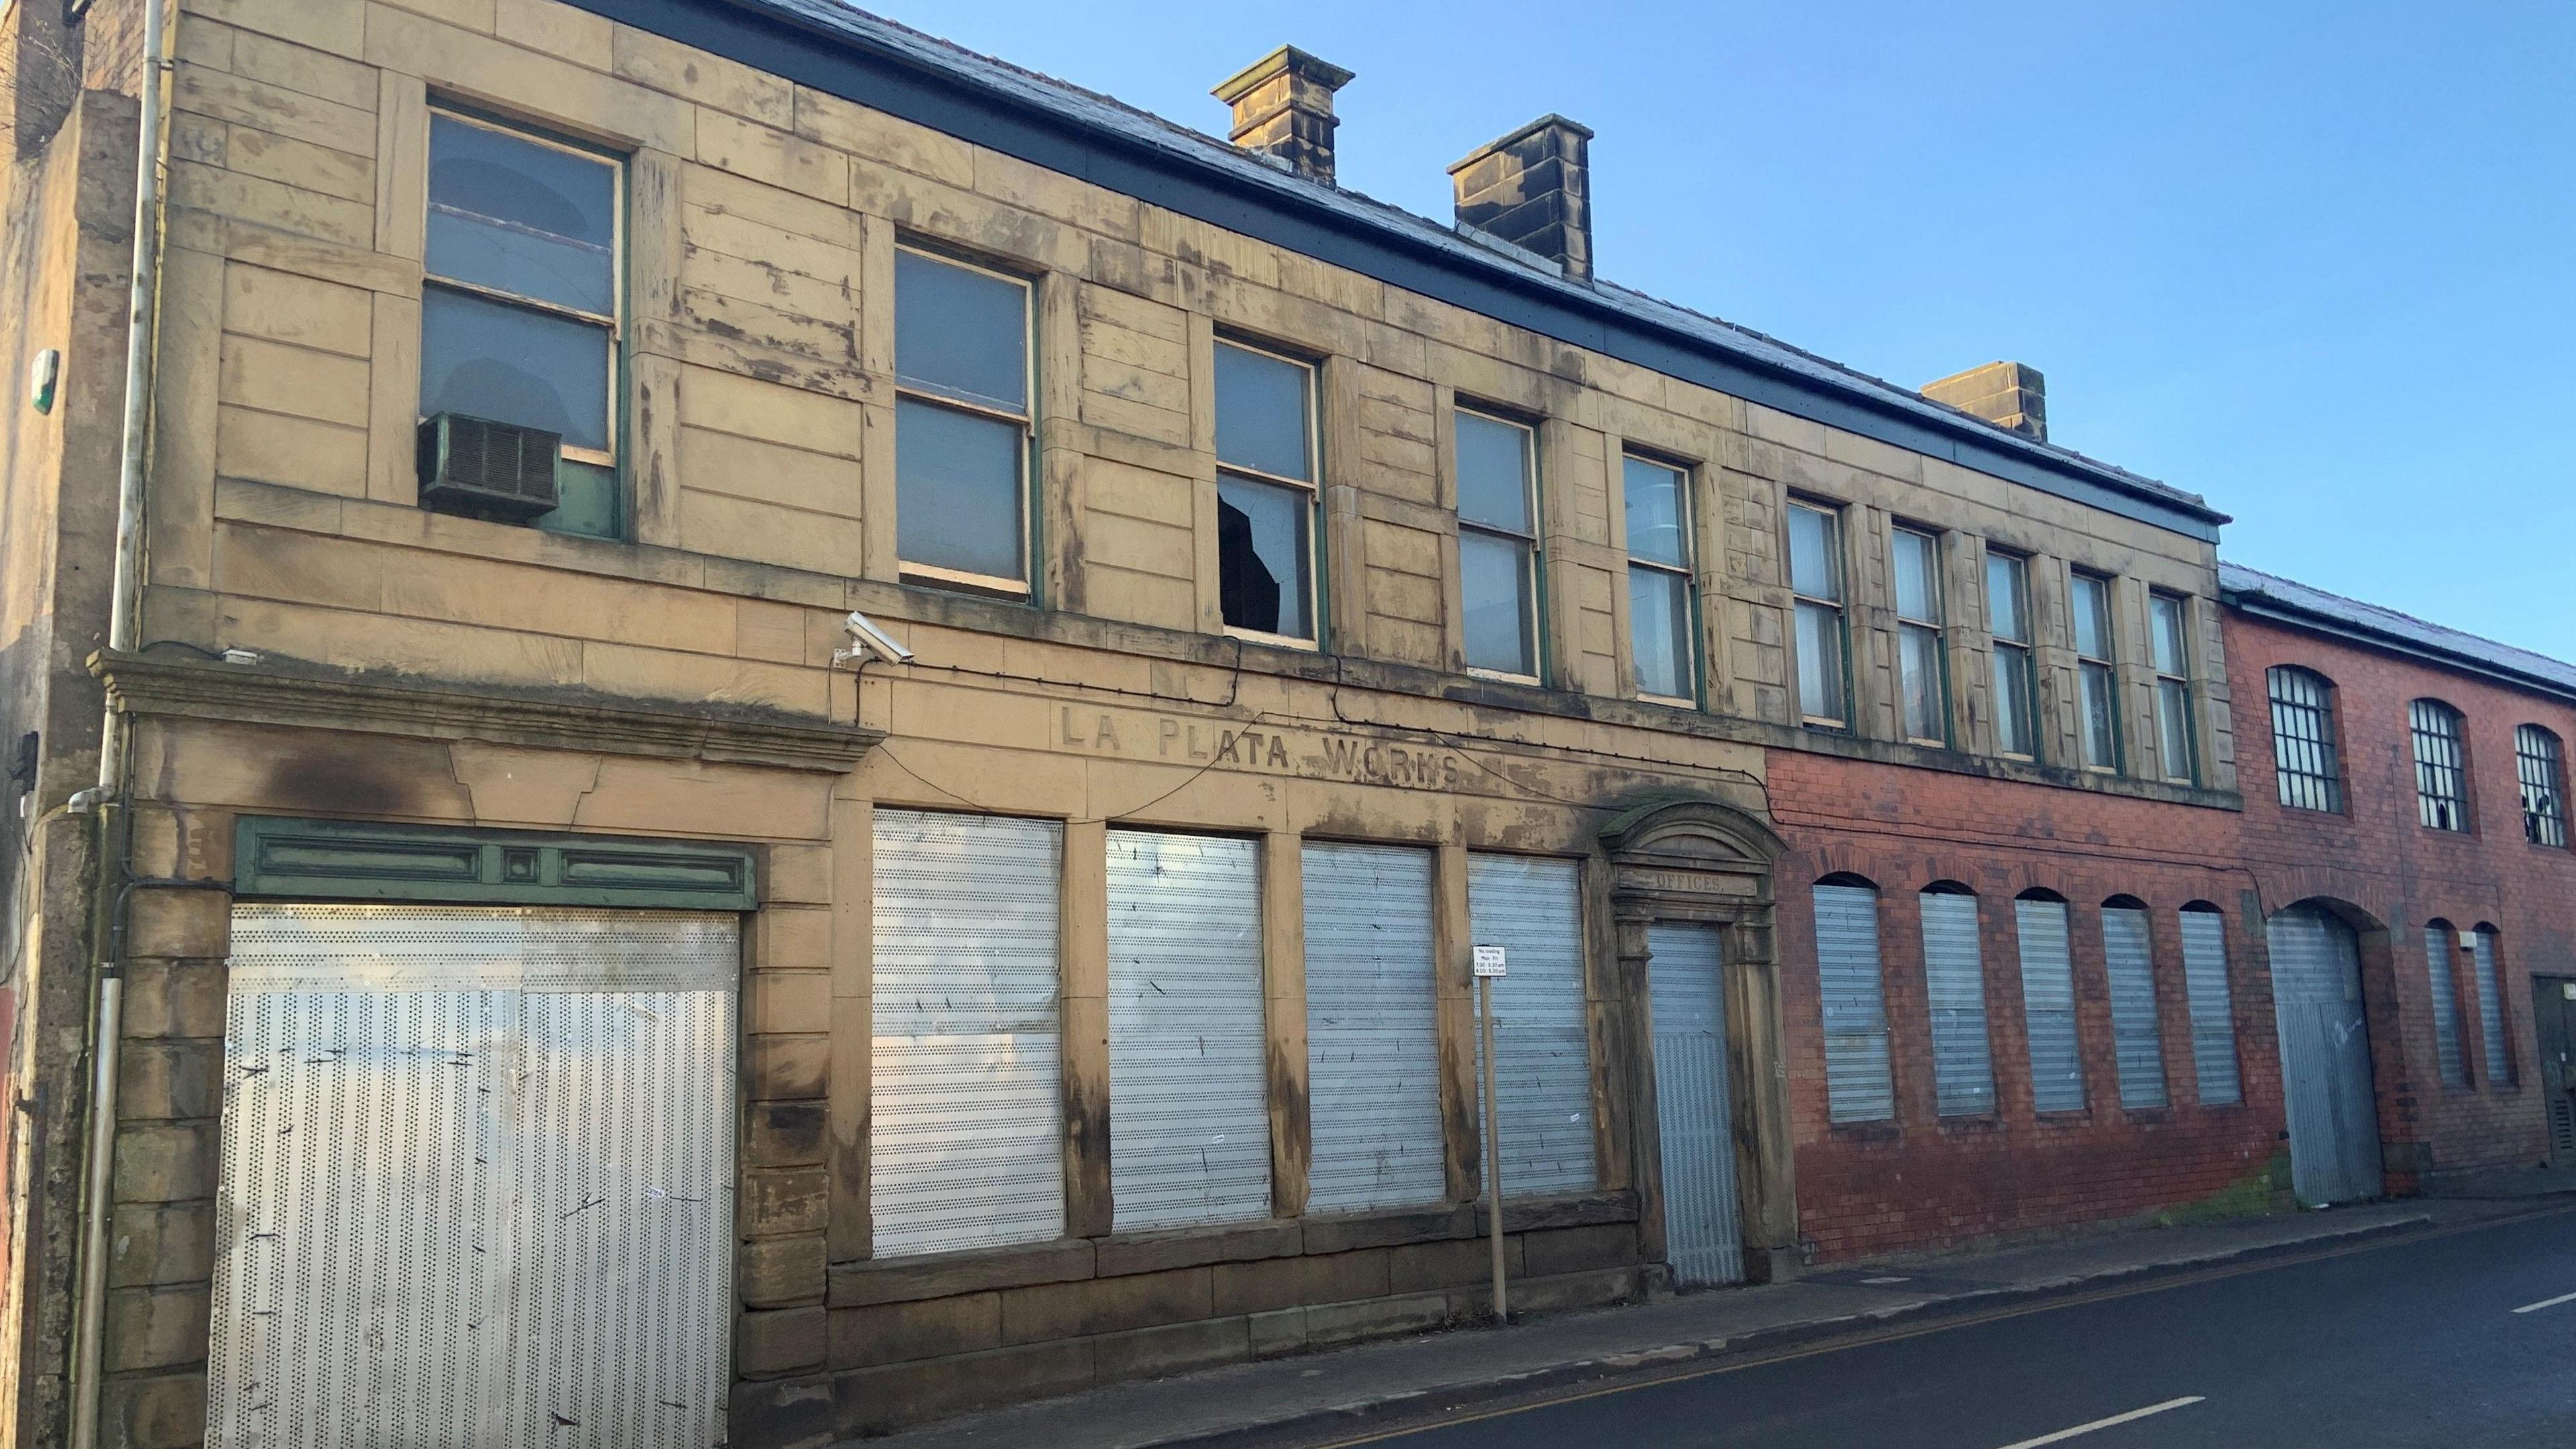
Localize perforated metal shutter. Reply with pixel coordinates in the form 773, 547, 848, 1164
209, 906, 736, 1449
1466, 854, 1597, 1196
2016, 899, 2085, 1112
1812, 884, 1893, 1122
872, 810, 1066, 1256
1919, 892, 1996, 1116
2473, 928, 2512, 1084
1304, 843, 1446, 1214
2424, 926, 2468, 1087
2101, 907, 2168, 1108
1108, 830, 1271, 1230
2180, 910, 2242, 1104
1646, 923, 1743, 1287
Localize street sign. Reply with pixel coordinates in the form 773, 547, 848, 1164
1472, 944, 1507, 978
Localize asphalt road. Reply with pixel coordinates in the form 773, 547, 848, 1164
1327, 1207, 2576, 1449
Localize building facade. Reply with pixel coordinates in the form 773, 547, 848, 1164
0, 2, 2553, 1447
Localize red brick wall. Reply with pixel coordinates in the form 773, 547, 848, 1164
2226, 609, 2576, 1180
1767, 751, 2282, 1262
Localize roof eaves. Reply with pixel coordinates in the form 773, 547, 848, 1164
2218, 562, 2576, 704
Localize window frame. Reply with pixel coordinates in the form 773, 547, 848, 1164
2070, 570, 2122, 773
2148, 591, 2197, 784
2410, 698, 2473, 833
420, 105, 626, 472
892, 240, 1039, 598
2265, 666, 2346, 814
1786, 498, 1851, 731
1454, 405, 1546, 684
1892, 523, 1949, 747
2516, 724, 2568, 849
1213, 335, 1326, 649
1623, 451, 1699, 706
1984, 547, 2040, 759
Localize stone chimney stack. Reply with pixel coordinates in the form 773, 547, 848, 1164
1214, 46, 1354, 184
1923, 362, 2048, 442
1448, 115, 1595, 281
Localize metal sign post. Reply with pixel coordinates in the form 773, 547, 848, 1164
1472, 943, 1508, 1325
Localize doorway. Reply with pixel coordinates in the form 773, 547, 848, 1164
2534, 976, 2576, 1165
2265, 903, 2383, 1205
1646, 922, 1746, 1287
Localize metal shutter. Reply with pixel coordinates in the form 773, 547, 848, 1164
871, 810, 1066, 1256
2473, 929, 2512, 1084
2424, 926, 2467, 1087
1646, 923, 1743, 1287
1466, 854, 1597, 1196
1107, 830, 1271, 1230
2180, 910, 2242, 1105
2016, 899, 2085, 1112
209, 906, 736, 1449
2266, 905, 2383, 1204
2101, 908, 2169, 1108
1812, 884, 1894, 1122
1918, 892, 1996, 1116
1303, 842, 1446, 1214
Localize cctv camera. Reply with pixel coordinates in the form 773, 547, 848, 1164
833, 610, 914, 668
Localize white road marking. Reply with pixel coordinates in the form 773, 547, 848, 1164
1994, 1396, 2206, 1448
2511, 1290, 2576, 1314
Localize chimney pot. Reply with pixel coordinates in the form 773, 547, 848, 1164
1214, 46, 1354, 184
1923, 361, 2047, 442
1449, 115, 1596, 281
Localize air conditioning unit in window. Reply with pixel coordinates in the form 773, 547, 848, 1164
417, 413, 561, 521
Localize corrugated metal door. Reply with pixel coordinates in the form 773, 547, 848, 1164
1646, 924, 1743, 1287
2015, 899, 2085, 1112
1918, 892, 1995, 1116
2100, 907, 2168, 1108
1466, 854, 1597, 1196
1303, 843, 1446, 1214
2265, 904, 2383, 1205
2423, 926, 2467, 1087
1108, 830, 1271, 1230
209, 906, 736, 1449
2534, 977, 2576, 1163
1812, 885, 1893, 1122
871, 810, 1065, 1256
2179, 910, 2241, 1105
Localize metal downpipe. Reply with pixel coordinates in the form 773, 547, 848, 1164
69, 0, 175, 1442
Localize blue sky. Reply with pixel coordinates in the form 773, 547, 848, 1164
877, 1, 2576, 657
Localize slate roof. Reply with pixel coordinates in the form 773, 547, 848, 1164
2219, 562, 2576, 702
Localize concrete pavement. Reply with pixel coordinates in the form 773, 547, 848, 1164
839, 1194, 2573, 1449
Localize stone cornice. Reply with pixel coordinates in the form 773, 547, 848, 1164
91, 649, 882, 773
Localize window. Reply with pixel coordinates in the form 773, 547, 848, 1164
2410, 699, 2471, 831
2423, 922, 2469, 1087
2071, 572, 2121, 770
1986, 549, 2039, 757
2178, 905, 2241, 1105
1216, 341, 1320, 642
2267, 667, 2345, 812
2100, 903, 2168, 1108
871, 810, 1065, 1256
895, 246, 1033, 592
420, 110, 622, 538
2149, 593, 2196, 783
1919, 887, 1996, 1116
1303, 843, 1445, 1212
1812, 880, 1893, 1123
2472, 925, 2513, 1087
2517, 724, 2567, 847
1787, 502, 1848, 727
1625, 455, 1696, 702
1893, 527, 1947, 745
1456, 409, 1542, 679
2015, 895, 2084, 1112
1106, 830, 1271, 1230
1466, 854, 1597, 1193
